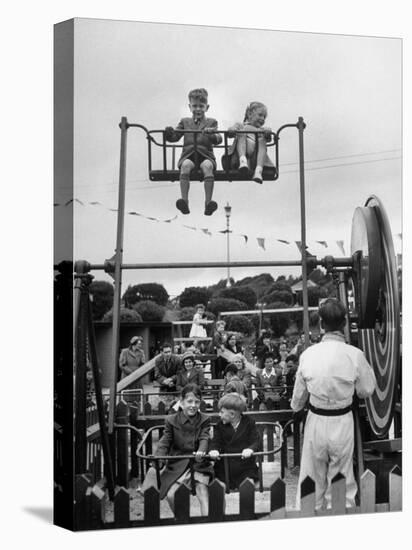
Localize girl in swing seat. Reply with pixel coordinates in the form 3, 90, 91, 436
225, 101, 274, 184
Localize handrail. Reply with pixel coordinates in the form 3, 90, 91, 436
136, 421, 283, 494
130, 123, 278, 147
136, 421, 282, 460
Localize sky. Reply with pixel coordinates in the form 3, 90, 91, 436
55, 19, 402, 298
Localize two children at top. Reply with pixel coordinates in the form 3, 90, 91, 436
165, 88, 274, 216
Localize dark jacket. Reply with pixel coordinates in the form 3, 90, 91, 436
255, 368, 282, 402
176, 366, 205, 391
155, 410, 213, 498
154, 354, 181, 391
209, 415, 260, 490
165, 117, 222, 169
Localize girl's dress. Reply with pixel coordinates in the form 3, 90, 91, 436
189, 313, 207, 338
155, 410, 213, 499
222, 122, 275, 171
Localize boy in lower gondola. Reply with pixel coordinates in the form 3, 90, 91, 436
209, 393, 260, 490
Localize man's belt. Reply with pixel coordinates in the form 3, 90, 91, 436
308, 403, 352, 416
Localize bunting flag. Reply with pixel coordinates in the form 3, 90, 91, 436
336, 240, 346, 255
65, 198, 84, 206
52, 199, 396, 255
257, 238, 266, 250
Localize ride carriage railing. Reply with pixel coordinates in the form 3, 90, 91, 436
134, 421, 283, 495
131, 124, 281, 182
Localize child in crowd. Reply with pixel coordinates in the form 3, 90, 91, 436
232, 354, 253, 389
225, 101, 274, 183
142, 384, 213, 516
223, 364, 248, 399
176, 351, 205, 391
255, 353, 282, 408
209, 393, 260, 490
165, 88, 222, 216
211, 319, 228, 378
189, 304, 208, 339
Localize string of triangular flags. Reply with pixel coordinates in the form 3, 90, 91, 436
54, 199, 402, 255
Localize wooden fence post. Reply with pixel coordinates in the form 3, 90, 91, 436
208, 479, 225, 522
360, 469, 376, 514
115, 400, 129, 487
300, 476, 316, 517
114, 487, 130, 528
89, 485, 106, 529
174, 484, 191, 522
270, 477, 286, 518
239, 478, 255, 520
74, 474, 91, 530
389, 465, 402, 511
144, 487, 160, 526
331, 473, 346, 515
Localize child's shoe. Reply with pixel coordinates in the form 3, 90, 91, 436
253, 167, 263, 184
204, 200, 218, 216
238, 156, 249, 178
176, 198, 190, 214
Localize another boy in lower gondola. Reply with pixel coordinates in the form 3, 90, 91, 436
209, 393, 260, 491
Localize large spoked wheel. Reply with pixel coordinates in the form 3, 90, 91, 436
350, 195, 400, 437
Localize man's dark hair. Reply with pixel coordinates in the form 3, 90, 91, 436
161, 342, 172, 350
181, 383, 202, 400
224, 363, 238, 377
318, 298, 347, 331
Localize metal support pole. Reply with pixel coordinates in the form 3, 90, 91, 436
108, 117, 129, 434
226, 215, 231, 287
297, 117, 310, 347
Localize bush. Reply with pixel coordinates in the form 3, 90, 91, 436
122, 283, 169, 307
225, 315, 255, 337
89, 280, 114, 320
262, 289, 294, 306
265, 301, 293, 338
216, 286, 257, 309
102, 307, 143, 323
207, 298, 248, 316
133, 300, 165, 322
179, 286, 212, 309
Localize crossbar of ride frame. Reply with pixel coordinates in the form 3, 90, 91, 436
106, 116, 310, 435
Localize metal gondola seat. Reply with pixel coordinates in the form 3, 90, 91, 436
132, 125, 280, 183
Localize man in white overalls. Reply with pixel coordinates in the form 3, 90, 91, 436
291, 298, 376, 509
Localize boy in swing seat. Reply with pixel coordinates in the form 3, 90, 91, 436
209, 393, 261, 491
165, 88, 222, 216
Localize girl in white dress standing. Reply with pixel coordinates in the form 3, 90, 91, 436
189, 304, 207, 338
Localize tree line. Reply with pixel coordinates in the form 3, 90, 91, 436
89, 269, 338, 338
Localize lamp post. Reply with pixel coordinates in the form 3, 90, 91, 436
224, 202, 232, 287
